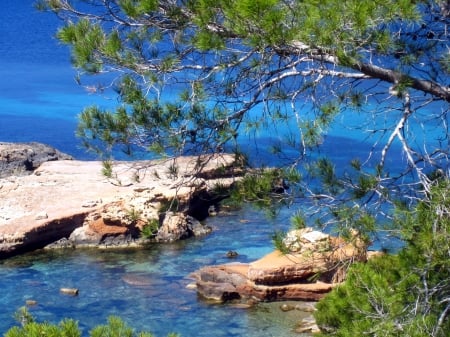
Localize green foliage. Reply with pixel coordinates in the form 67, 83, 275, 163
5, 309, 179, 337
230, 167, 300, 210
102, 160, 114, 178
126, 208, 141, 223
315, 181, 450, 337
103, 31, 122, 58
57, 18, 105, 72
158, 198, 180, 213
271, 230, 289, 254
439, 53, 450, 73
166, 163, 179, 179
141, 218, 159, 238
118, 0, 158, 18
290, 210, 306, 230
90, 316, 136, 337
40, 1, 448, 198
194, 30, 225, 51
309, 158, 342, 195
13, 307, 34, 326
211, 182, 231, 199
353, 174, 378, 199
6, 308, 80, 337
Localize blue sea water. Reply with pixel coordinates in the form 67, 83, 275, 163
0, 0, 115, 159
0, 208, 309, 337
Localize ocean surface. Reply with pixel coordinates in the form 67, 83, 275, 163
0, 1, 441, 337
0, 0, 116, 159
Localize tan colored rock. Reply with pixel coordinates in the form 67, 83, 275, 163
195, 262, 337, 303
248, 250, 323, 285
194, 229, 371, 303
0, 154, 240, 258
249, 229, 368, 285
244, 281, 336, 302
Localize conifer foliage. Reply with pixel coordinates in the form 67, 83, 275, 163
315, 179, 450, 336
5, 309, 179, 337
35, 1, 449, 193
35, 0, 450, 215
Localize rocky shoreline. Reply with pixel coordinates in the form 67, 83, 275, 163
1, 142, 378, 335
0, 142, 242, 258
0, 142, 73, 178
190, 228, 370, 303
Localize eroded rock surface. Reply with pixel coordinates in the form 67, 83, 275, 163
193, 228, 368, 303
0, 142, 72, 178
0, 154, 240, 258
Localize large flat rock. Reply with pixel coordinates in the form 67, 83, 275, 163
0, 154, 237, 257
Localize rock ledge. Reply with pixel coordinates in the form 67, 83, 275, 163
0, 142, 72, 178
0, 154, 240, 258
192, 228, 369, 303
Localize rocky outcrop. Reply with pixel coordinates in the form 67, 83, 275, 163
0, 154, 241, 258
0, 142, 72, 178
192, 228, 368, 303
155, 212, 212, 242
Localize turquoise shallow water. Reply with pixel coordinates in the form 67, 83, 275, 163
0, 207, 315, 337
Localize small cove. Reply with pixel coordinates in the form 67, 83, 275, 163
0, 206, 314, 337
0, 3, 440, 335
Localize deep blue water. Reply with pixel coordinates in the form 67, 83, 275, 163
0, 0, 115, 159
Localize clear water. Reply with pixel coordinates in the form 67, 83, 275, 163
0, 207, 315, 337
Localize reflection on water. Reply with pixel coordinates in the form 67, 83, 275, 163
0, 207, 313, 337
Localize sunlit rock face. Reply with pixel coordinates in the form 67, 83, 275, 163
193, 229, 369, 303
0, 151, 240, 258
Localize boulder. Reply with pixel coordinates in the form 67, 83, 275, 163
0, 142, 72, 178
194, 262, 335, 303
155, 212, 211, 242
193, 229, 369, 303
195, 265, 248, 302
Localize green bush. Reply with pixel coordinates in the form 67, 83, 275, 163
6, 308, 179, 337
140, 218, 160, 238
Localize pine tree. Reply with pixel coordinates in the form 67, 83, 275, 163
315, 179, 450, 336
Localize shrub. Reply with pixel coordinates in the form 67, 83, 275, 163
6, 308, 179, 337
